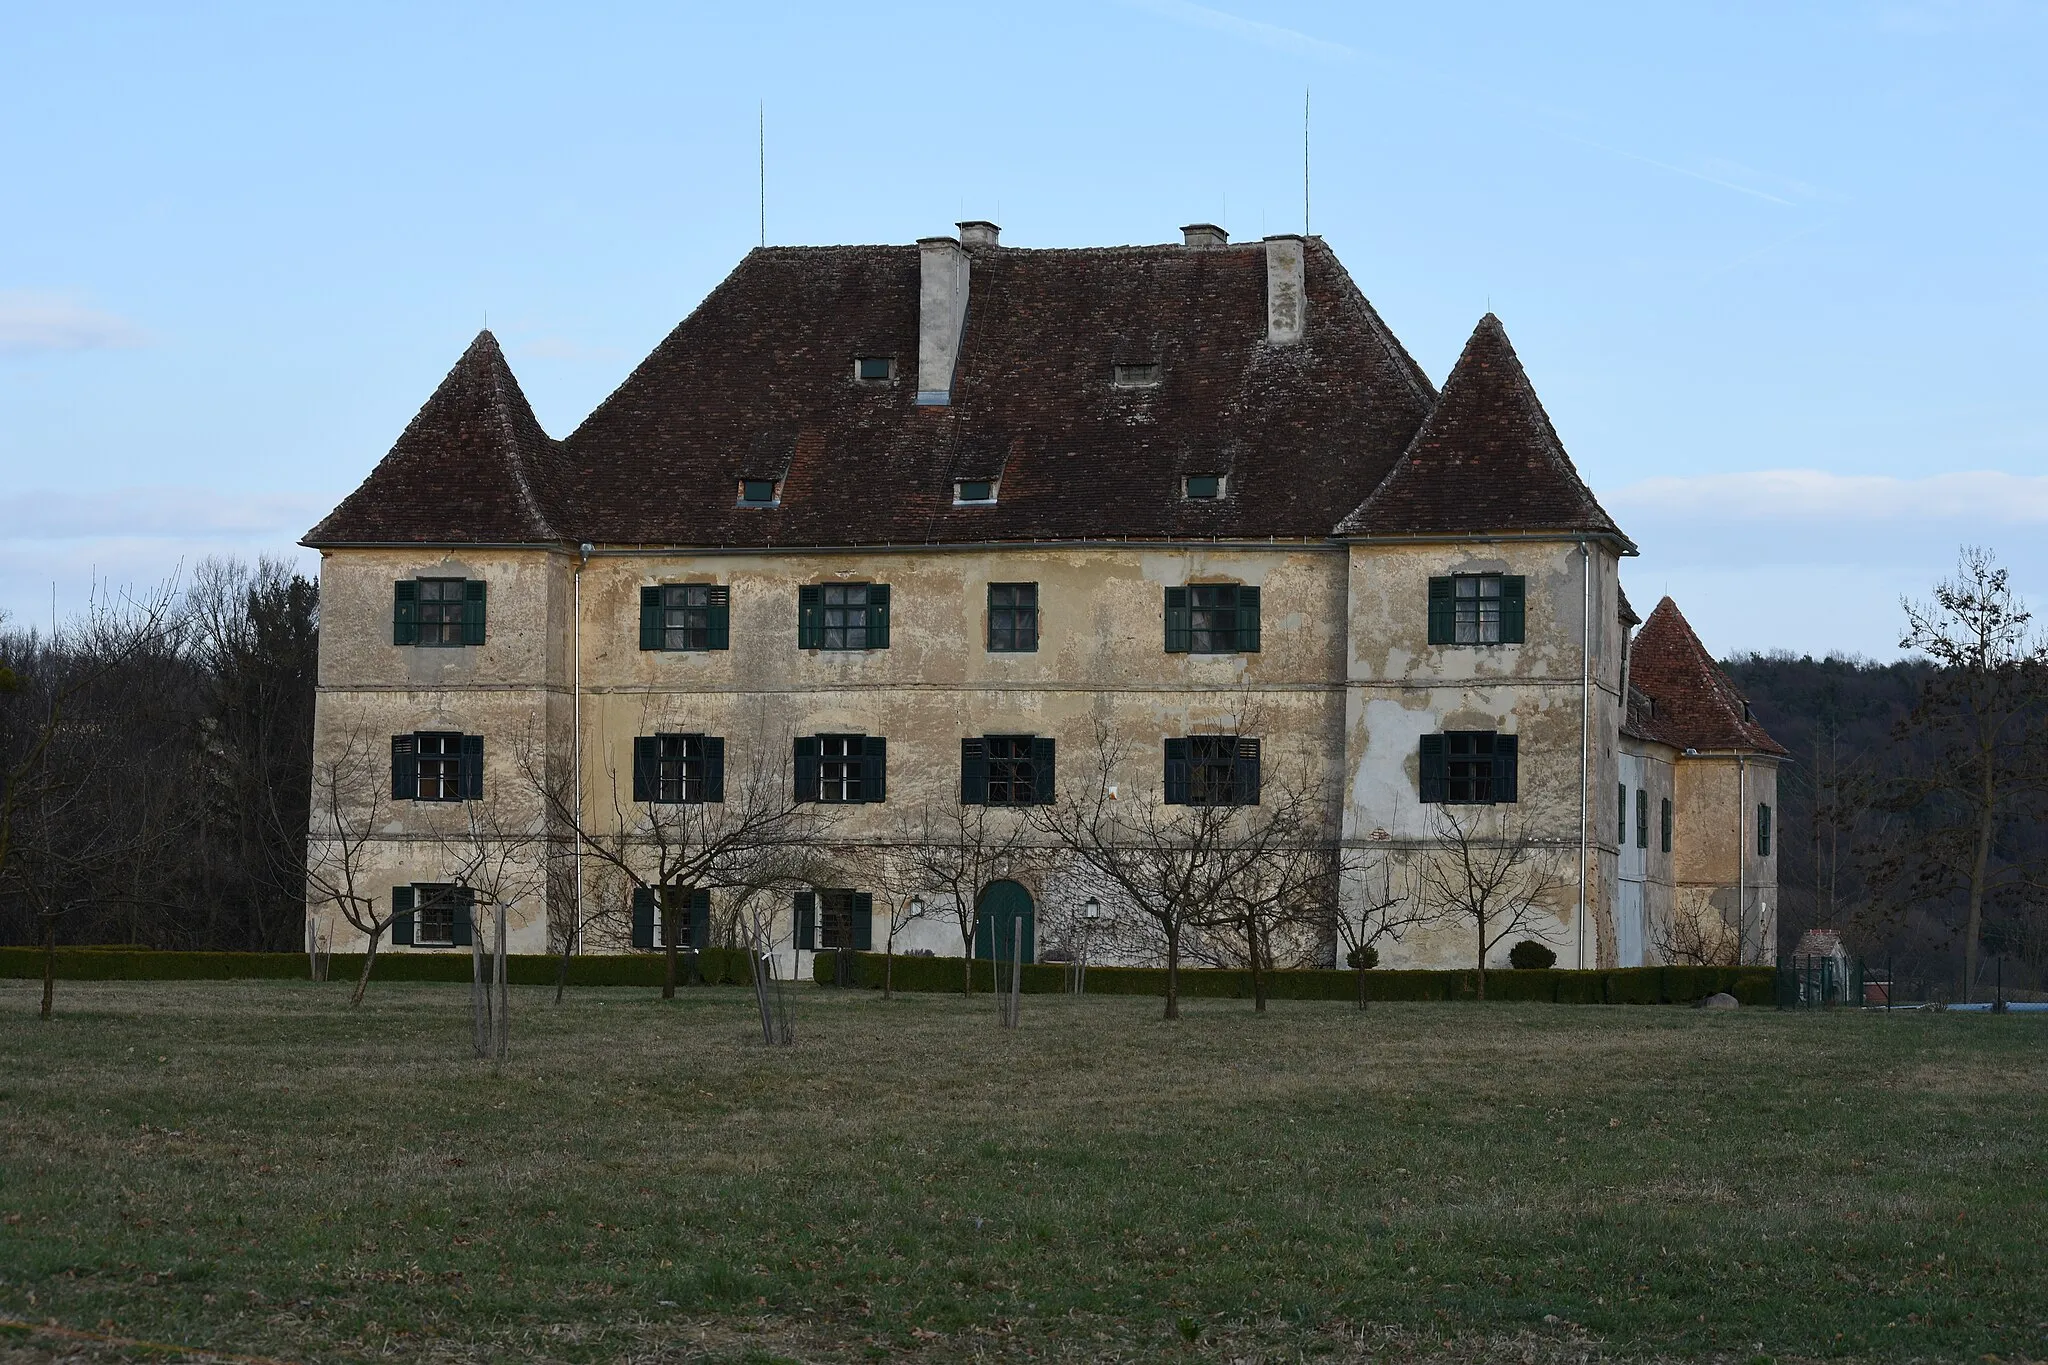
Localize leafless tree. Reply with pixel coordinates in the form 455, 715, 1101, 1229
1326, 848, 1432, 1010
880, 798, 1040, 996
304, 725, 399, 1006
1415, 804, 1568, 1001
1651, 903, 1741, 967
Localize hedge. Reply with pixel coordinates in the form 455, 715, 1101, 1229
0, 946, 761, 988
814, 952, 1776, 1006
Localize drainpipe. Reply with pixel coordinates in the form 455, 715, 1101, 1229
1577, 541, 1591, 971
573, 543, 592, 951
1736, 752, 1747, 965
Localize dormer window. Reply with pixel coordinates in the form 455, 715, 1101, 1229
855, 356, 893, 382
1184, 475, 1224, 500
954, 479, 997, 505
738, 479, 779, 506
1113, 362, 1161, 388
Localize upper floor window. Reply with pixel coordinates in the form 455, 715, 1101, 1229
987, 583, 1038, 652
1163, 735, 1261, 806
1419, 731, 1518, 805
1184, 475, 1224, 500
1113, 362, 1162, 388
795, 734, 886, 803
391, 883, 473, 948
392, 731, 482, 802
640, 584, 730, 651
854, 356, 893, 382
1661, 797, 1673, 853
961, 735, 1055, 806
631, 885, 709, 950
393, 577, 485, 647
632, 732, 726, 804
1618, 782, 1628, 843
1164, 584, 1260, 654
1757, 802, 1772, 857
738, 478, 779, 505
1427, 574, 1525, 646
1636, 787, 1649, 849
799, 583, 890, 650
794, 889, 874, 951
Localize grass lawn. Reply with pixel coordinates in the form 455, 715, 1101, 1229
1, 981, 2043, 1364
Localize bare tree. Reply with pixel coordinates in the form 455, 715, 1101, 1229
1327, 848, 1432, 1010
883, 798, 1039, 997
1651, 903, 1741, 967
1415, 805, 1568, 1000
304, 725, 399, 1006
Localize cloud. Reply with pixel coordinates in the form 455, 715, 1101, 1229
1607, 469, 2048, 524
0, 291, 148, 354
0, 488, 336, 541
1123, 0, 1353, 61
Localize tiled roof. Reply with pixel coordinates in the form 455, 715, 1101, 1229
307, 236, 1442, 548
1626, 597, 1787, 755
306, 331, 566, 546
1335, 314, 1629, 545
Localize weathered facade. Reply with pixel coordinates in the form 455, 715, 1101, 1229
303, 222, 1781, 975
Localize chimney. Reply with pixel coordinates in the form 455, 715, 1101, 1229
957, 219, 1000, 248
1181, 223, 1228, 248
917, 235, 971, 406
1264, 234, 1305, 345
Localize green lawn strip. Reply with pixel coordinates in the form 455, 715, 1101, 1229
1, 983, 2042, 1362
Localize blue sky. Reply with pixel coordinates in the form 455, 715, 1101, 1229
3, 0, 2044, 657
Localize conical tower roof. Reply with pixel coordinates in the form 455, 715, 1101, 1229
1628, 596, 1786, 755
1335, 313, 1628, 544
305, 331, 567, 546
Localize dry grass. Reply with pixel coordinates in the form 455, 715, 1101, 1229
2, 980, 2044, 1363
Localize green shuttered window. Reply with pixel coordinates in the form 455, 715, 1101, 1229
799, 583, 889, 649
394, 578, 485, 646
392, 733, 482, 802
631, 733, 726, 804
1164, 584, 1260, 654
1427, 574, 1524, 645
1661, 797, 1673, 853
960, 736, 1055, 806
796, 734, 886, 803
1420, 731, 1517, 804
1758, 803, 1772, 857
631, 886, 712, 950
1162, 736, 1260, 806
640, 584, 730, 651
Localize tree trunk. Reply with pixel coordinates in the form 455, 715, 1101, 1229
554, 930, 573, 1005
40, 914, 56, 1020
1475, 911, 1487, 1002
1356, 954, 1369, 1011
350, 932, 380, 1007
1964, 752, 1996, 1003
1163, 926, 1181, 1021
962, 926, 974, 997
663, 920, 680, 1001
885, 942, 894, 999
1249, 915, 1268, 1013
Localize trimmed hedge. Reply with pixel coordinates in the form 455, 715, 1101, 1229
0, 946, 761, 988
814, 951, 1775, 1006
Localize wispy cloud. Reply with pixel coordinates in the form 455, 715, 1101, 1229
0, 488, 335, 541
1123, 0, 1353, 61
0, 291, 148, 354
1556, 134, 1799, 206
1609, 469, 2048, 523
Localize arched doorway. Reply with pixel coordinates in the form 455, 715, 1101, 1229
972, 880, 1035, 965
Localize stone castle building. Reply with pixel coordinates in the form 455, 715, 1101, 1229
303, 222, 1781, 974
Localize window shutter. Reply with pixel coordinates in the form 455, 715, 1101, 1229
459, 734, 484, 800
868, 583, 891, 648
451, 889, 475, 947
1163, 738, 1192, 805
1496, 734, 1519, 803
706, 585, 730, 650
1500, 576, 1526, 644
390, 885, 415, 945
793, 891, 816, 950
1032, 736, 1056, 804
1419, 734, 1447, 804
1637, 788, 1649, 848
852, 892, 874, 951
632, 737, 659, 803
1661, 797, 1672, 853
689, 889, 711, 950
1759, 803, 1772, 857
960, 738, 987, 805
631, 886, 655, 950
703, 736, 725, 803
393, 581, 419, 646
640, 586, 663, 651
1164, 586, 1191, 653
391, 735, 418, 801
461, 579, 487, 646
1618, 784, 1627, 844
1427, 577, 1454, 646
793, 736, 819, 801
862, 735, 887, 802
797, 585, 822, 648
1237, 586, 1261, 653
1233, 737, 1262, 806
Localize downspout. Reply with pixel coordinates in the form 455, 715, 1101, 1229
1736, 752, 1747, 965
1577, 541, 1591, 971
573, 543, 592, 951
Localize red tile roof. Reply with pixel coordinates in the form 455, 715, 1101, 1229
1626, 597, 1787, 755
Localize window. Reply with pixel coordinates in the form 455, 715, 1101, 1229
795, 734, 885, 803
1418, 732, 1519, 805
639, 584, 730, 651
1184, 475, 1223, 500
391, 732, 482, 802
961, 735, 1054, 806
390, 884, 472, 948
793, 889, 873, 951
798, 583, 890, 649
855, 356, 893, 381
1661, 797, 1672, 853
1163, 736, 1261, 806
987, 583, 1038, 652
1757, 803, 1772, 857
1636, 788, 1649, 849
955, 479, 996, 504
1426, 575, 1526, 646
738, 479, 778, 505
631, 886, 709, 950
1113, 362, 1161, 388
632, 733, 726, 804
1618, 782, 1627, 844
393, 577, 485, 647
1164, 584, 1260, 654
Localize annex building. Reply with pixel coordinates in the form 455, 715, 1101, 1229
303, 222, 1783, 975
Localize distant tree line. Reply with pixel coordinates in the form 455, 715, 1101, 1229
0, 558, 316, 958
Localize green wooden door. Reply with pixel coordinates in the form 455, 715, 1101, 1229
972, 880, 1035, 965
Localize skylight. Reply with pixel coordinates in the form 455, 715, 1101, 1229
1113, 362, 1162, 388
739, 478, 778, 505
855, 356, 892, 382
954, 479, 997, 505
1185, 475, 1223, 500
